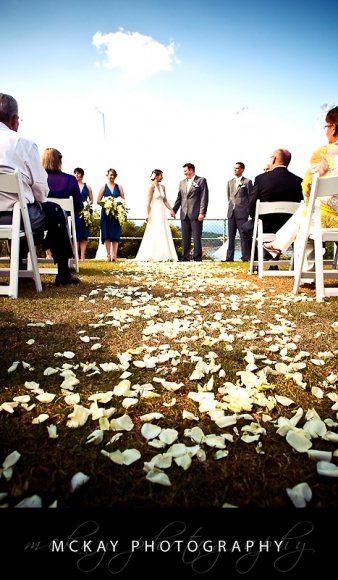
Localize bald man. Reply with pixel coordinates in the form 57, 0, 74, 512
241, 149, 303, 260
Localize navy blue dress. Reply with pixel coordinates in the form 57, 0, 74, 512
47, 172, 83, 241
100, 184, 122, 243
78, 184, 91, 241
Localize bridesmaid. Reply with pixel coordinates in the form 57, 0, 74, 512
97, 168, 126, 261
74, 167, 93, 261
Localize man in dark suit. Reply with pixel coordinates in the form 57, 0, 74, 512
173, 163, 209, 261
226, 161, 252, 261
241, 149, 303, 260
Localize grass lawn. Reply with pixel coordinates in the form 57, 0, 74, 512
0, 259, 337, 574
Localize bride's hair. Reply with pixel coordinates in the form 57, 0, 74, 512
151, 169, 163, 180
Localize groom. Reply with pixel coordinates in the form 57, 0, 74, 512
173, 163, 209, 261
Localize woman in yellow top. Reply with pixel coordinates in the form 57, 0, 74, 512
263, 106, 338, 276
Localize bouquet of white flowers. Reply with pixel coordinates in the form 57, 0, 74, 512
79, 201, 93, 227
99, 196, 128, 226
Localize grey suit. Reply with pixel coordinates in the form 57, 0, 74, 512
173, 175, 209, 261
226, 176, 252, 261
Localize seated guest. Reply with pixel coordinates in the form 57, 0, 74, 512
263, 107, 338, 286
0, 93, 80, 285
42, 147, 83, 239
241, 149, 303, 261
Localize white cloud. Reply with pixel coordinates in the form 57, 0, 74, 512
92, 28, 179, 81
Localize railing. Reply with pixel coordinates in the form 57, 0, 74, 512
89, 217, 230, 258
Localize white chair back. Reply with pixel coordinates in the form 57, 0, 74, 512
249, 200, 301, 277
293, 174, 338, 301
32, 196, 79, 274
0, 170, 42, 298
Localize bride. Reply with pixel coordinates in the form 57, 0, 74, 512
135, 169, 178, 262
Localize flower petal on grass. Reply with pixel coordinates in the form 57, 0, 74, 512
70, 472, 90, 492
15, 494, 42, 508
7, 361, 20, 373
141, 423, 162, 440
36, 393, 56, 403
86, 430, 104, 445
2, 450, 21, 470
307, 450, 332, 462
159, 428, 178, 445
316, 461, 338, 477
66, 405, 91, 428
286, 482, 312, 508
110, 415, 134, 432
145, 470, 171, 486
32, 413, 49, 424
140, 413, 164, 422
122, 449, 141, 465
286, 430, 312, 452
47, 424, 58, 439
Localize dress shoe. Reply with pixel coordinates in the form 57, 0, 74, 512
299, 281, 315, 289
222, 259, 234, 262
263, 243, 281, 259
55, 273, 81, 285
268, 265, 279, 271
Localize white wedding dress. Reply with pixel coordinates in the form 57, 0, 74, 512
135, 184, 178, 262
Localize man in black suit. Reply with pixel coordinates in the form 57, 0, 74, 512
241, 149, 303, 260
173, 163, 209, 261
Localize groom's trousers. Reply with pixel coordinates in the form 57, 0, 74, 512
181, 216, 203, 261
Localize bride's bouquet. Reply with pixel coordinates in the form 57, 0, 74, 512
79, 201, 93, 227
99, 196, 129, 226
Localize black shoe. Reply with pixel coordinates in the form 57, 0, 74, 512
222, 259, 234, 262
268, 265, 279, 271
55, 273, 80, 285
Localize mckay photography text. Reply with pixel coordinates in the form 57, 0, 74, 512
24, 518, 315, 574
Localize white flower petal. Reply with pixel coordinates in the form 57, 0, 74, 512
15, 494, 42, 508
146, 470, 172, 486
70, 472, 90, 492
2, 450, 21, 470
286, 430, 312, 452
316, 461, 338, 477
286, 482, 312, 508
32, 413, 49, 424
141, 423, 162, 440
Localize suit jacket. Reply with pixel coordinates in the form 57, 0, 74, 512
227, 176, 253, 219
248, 166, 303, 232
173, 175, 209, 220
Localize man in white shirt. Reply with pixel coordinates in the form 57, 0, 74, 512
0, 93, 80, 285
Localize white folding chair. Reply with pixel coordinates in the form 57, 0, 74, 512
31, 196, 79, 274
293, 174, 338, 302
249, 200, 301, 277
0, 170, 42, 298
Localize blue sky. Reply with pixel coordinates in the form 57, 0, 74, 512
2, 0, 338, 217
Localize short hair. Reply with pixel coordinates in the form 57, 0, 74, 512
183, 163, 195, 172
235, 162, 245, 170
0, 93, 18, 123
106, 168, 117, 177
42, 148, 63, 172
276, 149, 291, 166
74, 167, 84, 176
